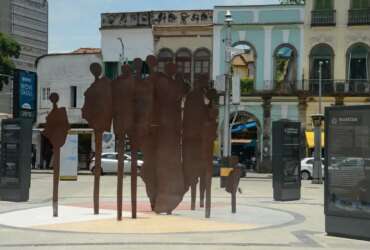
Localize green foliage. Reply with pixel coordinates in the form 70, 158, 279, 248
280, 0, 305, 4
240, 77, 254, 95
0, 32, 21, 91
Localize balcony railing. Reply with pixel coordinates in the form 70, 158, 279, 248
308, 79, 370, 96
242, 80, 370, 97
311, 10, 336, 26
348, 9, 370, 25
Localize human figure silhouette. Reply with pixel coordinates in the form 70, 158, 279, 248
140, 55, 161, 211
111, 64, 135, 220
43, 93, 69, 217
82, 63, 113, 215
154, 63, 187, 214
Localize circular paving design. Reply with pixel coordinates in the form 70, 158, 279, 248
0, 201, 296, 234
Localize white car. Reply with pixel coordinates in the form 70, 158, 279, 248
89, 152, 143, 174
300, 157, 325, 180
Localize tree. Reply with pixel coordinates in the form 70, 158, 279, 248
0, 32, 21, 91
280, 0, 305, 4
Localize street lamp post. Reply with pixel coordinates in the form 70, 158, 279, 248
312, 60, 324, 184
221, 10, 233, 188
318, 61, 323, 114
117, 38, 125, 73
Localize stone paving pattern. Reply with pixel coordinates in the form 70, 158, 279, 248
0, 173, 370, 249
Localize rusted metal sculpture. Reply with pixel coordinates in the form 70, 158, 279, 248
225, 156, 241, 214
111, 64, 135, 220
43, 93, 69, 217
78, 55, 219, 219
140, 55, 161, 211
82, 63, 113, 215
183, 76, 218, 218
153, 63, 187, 214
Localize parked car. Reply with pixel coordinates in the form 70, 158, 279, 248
89, 152, 143, 174
213, 156, 247, 177
300, 157, 325, 180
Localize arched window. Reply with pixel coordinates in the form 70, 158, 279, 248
347, 43, 369, 80
274, 44, 297, 89
194, 48, 211, 81
157, 48, 174, 73
309, 43, 334, 94
347, 43, 370, 92
231, 41, 256, 94
175, 48, 192, 82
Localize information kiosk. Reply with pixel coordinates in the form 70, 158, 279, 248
272, 120, 301, 201
0, 118, 32, 201
325, 106, 370, 240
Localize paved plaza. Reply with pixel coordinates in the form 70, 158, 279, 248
0, 172, 370, 249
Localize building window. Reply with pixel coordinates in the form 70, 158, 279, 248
309, 43, 335, 95
349, 0, 370, 25
175, 48, 192, 82
70, 86, 77, 108
311, 0, 336, 26
231, 42, 256, 94
157, 48, 174, 73
42, 87, 50, 100
194, 48, 211, 82
351, 0, 370, 9
104, 62, 118, 80
274, 44, 297, 90
314, 0, 333, 10
346, 43, 370, 92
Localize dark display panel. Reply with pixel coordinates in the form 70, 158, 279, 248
326, 108, 370, 219
282, 125, 301, 185
272, 120, 301, 201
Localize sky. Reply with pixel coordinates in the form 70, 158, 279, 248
49, 0, 279, 53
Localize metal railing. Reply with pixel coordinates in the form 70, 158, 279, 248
307, 79, 370, 96
311, 10, 336, 26
348, 9, 370, 25
240, 79, 370, 97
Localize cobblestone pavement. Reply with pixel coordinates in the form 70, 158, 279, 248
0, 173, 369, 249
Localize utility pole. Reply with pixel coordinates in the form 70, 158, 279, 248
220, 10, 233, 187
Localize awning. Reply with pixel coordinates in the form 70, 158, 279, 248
305, 131, 324, 148
231, 121, 257, 133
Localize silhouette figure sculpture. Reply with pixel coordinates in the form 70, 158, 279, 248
154, 63, 187, 214
183, 76, 218, 217
43, 93, 69, 217
183, 77, 209, 209
82, 63, 113, 215
111, 64, 135, 220
140, 55, 161, 211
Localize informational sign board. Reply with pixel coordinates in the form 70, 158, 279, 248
0, 119, 32, 201
272, 120, 301, 201
60, 134, 78, 181
13, 70, 37, 122
325, 105, 370, 240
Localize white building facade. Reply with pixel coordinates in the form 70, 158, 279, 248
35, 50, 102, 169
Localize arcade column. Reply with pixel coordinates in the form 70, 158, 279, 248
260, 95, 272, 173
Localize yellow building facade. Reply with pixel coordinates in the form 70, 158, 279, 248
303, 0, 370, 130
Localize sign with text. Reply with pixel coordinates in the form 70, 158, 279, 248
325, 105, 370, 240
13, 70, 37, 122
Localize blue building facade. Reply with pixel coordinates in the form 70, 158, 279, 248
213, 4, 305, 171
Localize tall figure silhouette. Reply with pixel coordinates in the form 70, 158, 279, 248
82, 63, 113, 215
111, 64, 135, 220
140, 55, 160, 210
154, 63, 187, 213
43, 93, 69, 217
